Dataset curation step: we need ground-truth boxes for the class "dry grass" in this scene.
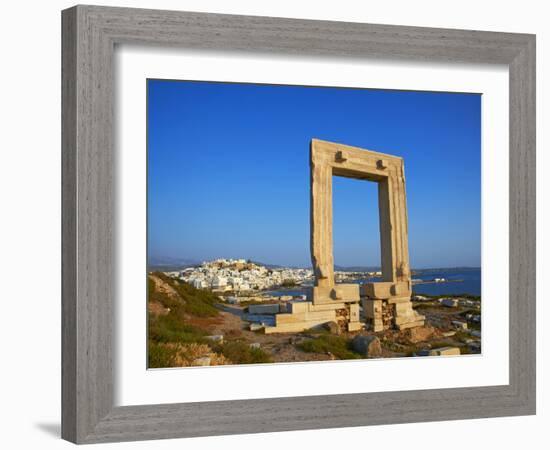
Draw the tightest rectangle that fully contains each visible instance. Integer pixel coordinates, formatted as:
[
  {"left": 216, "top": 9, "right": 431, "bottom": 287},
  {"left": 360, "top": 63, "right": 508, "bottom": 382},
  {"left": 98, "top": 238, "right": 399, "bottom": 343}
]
[{"left": 150, "top": 342, "right": 230, "bottom": 367}]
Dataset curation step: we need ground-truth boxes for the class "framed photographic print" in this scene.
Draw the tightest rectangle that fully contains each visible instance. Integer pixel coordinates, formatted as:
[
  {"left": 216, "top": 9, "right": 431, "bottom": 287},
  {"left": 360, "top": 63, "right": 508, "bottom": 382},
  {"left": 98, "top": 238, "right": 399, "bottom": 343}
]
[{"left": 62, "top": 5, "right": 536, "bottom": 444}]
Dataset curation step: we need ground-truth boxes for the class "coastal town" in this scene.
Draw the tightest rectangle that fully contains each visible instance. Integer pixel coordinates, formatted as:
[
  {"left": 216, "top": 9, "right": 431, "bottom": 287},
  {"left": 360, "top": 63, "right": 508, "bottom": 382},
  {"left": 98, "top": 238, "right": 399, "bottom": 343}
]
[{"left": 166, "top": 258, "right": 382, "bottom": 294}]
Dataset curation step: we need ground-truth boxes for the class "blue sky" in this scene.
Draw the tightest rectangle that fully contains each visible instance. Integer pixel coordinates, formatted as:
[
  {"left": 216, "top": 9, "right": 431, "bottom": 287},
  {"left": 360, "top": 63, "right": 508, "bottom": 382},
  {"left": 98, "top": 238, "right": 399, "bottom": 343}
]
[{"left": 148, "top": 79, "right": 481, "bottom": 269}]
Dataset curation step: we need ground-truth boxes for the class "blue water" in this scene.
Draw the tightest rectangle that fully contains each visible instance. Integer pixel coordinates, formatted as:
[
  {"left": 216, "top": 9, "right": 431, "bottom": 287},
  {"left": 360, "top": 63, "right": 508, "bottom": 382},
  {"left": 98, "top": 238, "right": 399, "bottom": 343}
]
[
  {"left": 411, "top": 268, "right": 481, "bottom": 296},
  {"left": 264, "top": 268, "right": 481, "bottom": 297}
]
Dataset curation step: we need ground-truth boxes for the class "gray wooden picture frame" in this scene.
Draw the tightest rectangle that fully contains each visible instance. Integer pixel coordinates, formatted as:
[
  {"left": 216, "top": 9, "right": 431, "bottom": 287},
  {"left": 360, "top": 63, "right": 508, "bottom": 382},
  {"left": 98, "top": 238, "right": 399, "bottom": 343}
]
[{"left": 61, "top": 4, "right": 536, "bottom": 444}]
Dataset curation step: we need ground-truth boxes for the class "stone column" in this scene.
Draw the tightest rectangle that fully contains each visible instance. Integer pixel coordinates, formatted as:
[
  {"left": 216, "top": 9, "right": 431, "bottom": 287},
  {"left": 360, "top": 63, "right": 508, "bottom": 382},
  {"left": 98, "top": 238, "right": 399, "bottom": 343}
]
[{"left": 310, "top": 140, "right": 334, "bottom": 288}]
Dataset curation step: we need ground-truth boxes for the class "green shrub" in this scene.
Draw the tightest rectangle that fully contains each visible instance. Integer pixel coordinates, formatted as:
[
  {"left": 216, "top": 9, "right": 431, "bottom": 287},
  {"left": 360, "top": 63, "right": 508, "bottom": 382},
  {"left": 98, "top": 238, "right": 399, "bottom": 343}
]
[
  {"left": 298, "top": 335, "right": 361, "bottom": 360},
  {"left": 218, "top": 341, "right": 272, "bottom": 365},
  {"left": 148, "top": 314, "right": 208, "bottom": 344},
  {"left": 148, "top": 341, "right": 179, "bottom": 368},
  {"left": 152, "top": 272, "right": 220, "bottom": 317}
]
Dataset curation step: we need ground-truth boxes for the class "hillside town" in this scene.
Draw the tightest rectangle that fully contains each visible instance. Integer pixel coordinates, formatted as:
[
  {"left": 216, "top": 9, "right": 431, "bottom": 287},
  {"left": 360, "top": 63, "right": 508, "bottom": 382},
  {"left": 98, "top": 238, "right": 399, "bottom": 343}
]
[{"left": 168, "top": 258, "right": 383, "bottom": 293}]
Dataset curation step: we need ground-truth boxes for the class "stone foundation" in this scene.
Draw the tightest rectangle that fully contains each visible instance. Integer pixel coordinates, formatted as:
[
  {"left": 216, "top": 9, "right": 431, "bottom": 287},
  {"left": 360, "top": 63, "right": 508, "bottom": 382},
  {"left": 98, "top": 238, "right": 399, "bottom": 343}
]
[
  {"left": 361, "top": 282, "right": 425, "bottom": 331},
  {"left": 264, "top": 292, "right": 363, "bottom": 334}
]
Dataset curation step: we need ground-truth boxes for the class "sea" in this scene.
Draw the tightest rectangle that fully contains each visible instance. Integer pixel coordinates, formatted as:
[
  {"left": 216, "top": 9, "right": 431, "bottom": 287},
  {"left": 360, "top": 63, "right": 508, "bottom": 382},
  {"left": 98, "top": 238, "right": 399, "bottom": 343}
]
[{"left": 265, "top": 267, "right": 481, "bottom": 298}]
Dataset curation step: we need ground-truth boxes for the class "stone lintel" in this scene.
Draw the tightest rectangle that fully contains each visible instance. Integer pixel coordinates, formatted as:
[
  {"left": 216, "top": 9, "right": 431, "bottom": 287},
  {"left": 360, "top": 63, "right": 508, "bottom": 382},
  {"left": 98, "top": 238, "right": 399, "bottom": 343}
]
[{"left": 311, "top": 139, "right": 403, "bottom": 175}]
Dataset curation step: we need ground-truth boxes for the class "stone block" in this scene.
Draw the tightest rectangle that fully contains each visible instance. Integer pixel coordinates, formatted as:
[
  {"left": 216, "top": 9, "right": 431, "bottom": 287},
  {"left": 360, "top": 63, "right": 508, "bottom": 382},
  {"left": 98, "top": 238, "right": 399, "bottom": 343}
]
[
  {"left": 391, "top": 281, "right": 411, "bottom": 296},
  {"left": 264, "top": 322, "right": 309, "bottom": 334},
  {"left": 361, "top": 282, "right": 393, "bottom": 299},
  {"left": 361, "top": 282, "right": 410, "bottom": 299},
  {"left": 348, "top": 322, "right": 363, "bottom": 332},
  {"left": 311, "top": 284, "right": 360, "bottom": 304},
  {"left": 452, "top": 320, "right": 468, "bottom": 330},
  {"left": 249, "top": 323, "right": 264, "bottom": 332},
  {"left": 308, "top": 302, "right": 346, "bottom": 312},
  {"left": 287, "top": 301, "right": 311, "bottom": 313},
  {"left": 394, "top": 313, "right": 418, "bottom": 325},
  {"left": 396, "top": 319, "right": 425, "bottom": 330},
  {"left": 274, "top": 313, "right": 308, "bottom": 324},
  {"left": 394, "top": 302, "right": 414, "bottom": 316},
  {"left": 440, "top": 298, "right": 459, "bottom": 308},
  {"left": 264, "top": 314, "right": 338, "bottom": 333},
  {"left": 349, "top": 303, "right": 360, "bottom": 322},
  {"left": 248, "top": 303, "right": 280, "bottom": 315},
  {"left": 205, "top": 335, "right": 224, "bottom": 344},
  {"left": 362, "top": 298, "right": 382, "bottom": 318},
  {"left": 429, "top": 347, "right": 461, "bottom": 356},
  {"left": 275, "top": 309, "right": 336, "bottom": 325}
]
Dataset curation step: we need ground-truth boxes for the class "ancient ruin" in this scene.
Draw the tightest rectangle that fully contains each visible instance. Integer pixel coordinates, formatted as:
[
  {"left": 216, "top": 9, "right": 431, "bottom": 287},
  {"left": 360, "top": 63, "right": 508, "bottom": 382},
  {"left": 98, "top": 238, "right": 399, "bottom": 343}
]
[{"left": 265, "top": 139, "right": 424, "bottom": 334}]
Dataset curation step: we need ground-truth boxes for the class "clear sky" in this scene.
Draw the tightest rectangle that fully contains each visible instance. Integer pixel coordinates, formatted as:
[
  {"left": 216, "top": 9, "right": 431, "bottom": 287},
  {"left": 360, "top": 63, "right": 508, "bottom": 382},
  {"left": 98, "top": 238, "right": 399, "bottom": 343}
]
[{"left": 147, "top": 79, "right": 481, "bottom": 269}]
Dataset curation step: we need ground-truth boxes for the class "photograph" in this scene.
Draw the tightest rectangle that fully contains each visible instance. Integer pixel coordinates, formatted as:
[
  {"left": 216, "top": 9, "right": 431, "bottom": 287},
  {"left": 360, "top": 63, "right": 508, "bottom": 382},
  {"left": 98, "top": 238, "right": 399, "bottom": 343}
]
[{"left": 146, "top": 79, "right": 482, "bottom": 368}]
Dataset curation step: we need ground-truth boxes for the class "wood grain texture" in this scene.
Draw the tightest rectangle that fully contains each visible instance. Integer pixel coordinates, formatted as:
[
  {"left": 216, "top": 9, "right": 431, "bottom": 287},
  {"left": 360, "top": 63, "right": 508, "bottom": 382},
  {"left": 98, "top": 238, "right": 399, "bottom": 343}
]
[{"left": 61, "top": 4, "right": 536, "bottom": 444}]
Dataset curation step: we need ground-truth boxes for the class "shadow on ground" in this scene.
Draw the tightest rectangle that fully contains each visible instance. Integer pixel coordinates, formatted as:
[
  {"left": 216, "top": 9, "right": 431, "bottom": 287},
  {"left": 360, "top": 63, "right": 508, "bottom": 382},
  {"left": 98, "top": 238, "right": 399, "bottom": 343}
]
[{"left": 35, "top": 423, "right": 60, "bottom": 438}]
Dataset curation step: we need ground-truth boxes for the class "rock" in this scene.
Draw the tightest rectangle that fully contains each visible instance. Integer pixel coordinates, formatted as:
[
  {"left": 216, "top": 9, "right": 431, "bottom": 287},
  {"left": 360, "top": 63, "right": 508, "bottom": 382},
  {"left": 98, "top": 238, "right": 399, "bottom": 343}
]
[
  {"left": 459, "top": 299, "right": 476, "bottom": 307},
  {"left": 280, "top": 295, "right": 293, "bottom": 301},
  {"left": 205, "top": 335, "right": 224, "bottom": 344},
  {"left": 468, "top": 342, "right": 481, "bottom": 353},
  {"left": 324, "top": 321, "right": 341, "bottom": 335},
  {"left": 469, "top": 330, "right": 481, "bottom": 338},
  {"left": 412, "top": 295, "right": 429, "bottom": 302},
  {"left": 451, "top": 320, "right": 468, "bottom": 330},
  {"left": 249, "top": 323, "right": 264, "bottom": 332},
  {"left": 415, "top": 349, "right": 431, "bottom": 357},
  {"left": 352, "top": 335, "right": 382, "bottom": 357},
  {"left": 404, "top": 325, "right": 434, "bottom": 343},
  {"left": 442, "top": 331, "right": 456, "bottom": 337},
  {"left": 249, "top": 343, "right": 261, "bottom": 349},
  {"left": 192, "top": 357, "right": 211, "bottom": 366},
  {"left": 440, "top": 298, "right": 458, "bottom": 307},
  {"left": 429, "top": 346, "right": 461, "bottom": 356}
]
